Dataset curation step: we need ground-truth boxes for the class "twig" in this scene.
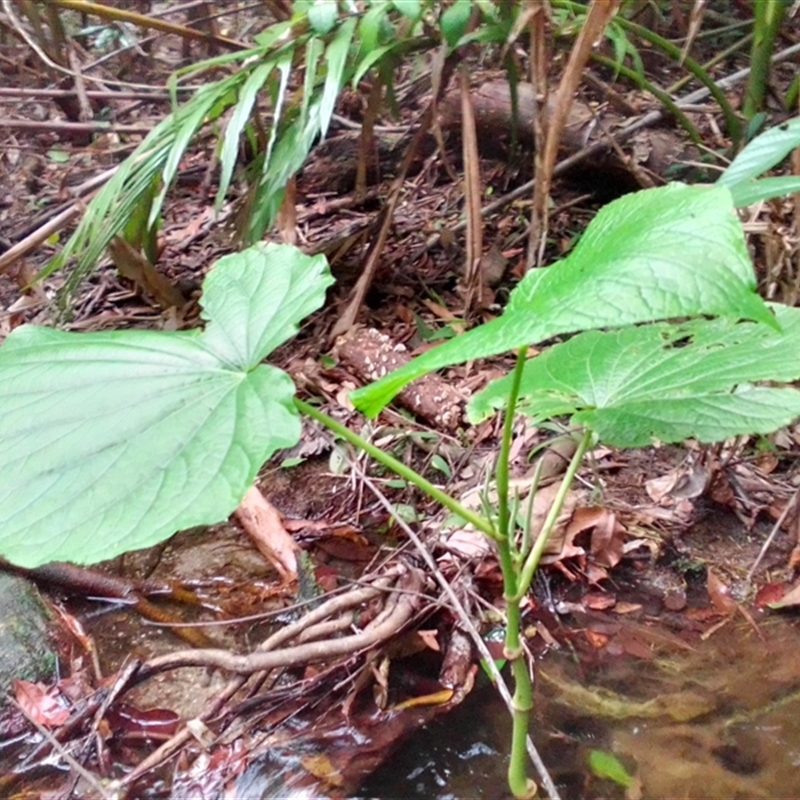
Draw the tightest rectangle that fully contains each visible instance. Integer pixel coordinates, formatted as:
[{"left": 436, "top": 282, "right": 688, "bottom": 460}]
[
  {"left": 10, "top": 698, "right": 118, "bottom": 800},
  {"left": 0, "top": 202, "right": 83, "bottom": 276},
  {"left": 0, "top": 87, "right": 192, "bottom": 100},
  {"left": 0, "top": 0, "right": 235, "bottom": 91},
  {"left": 746, "top": 484, "right": 800, "bottom": 585},
  {"left": 0, "top": 118, "right": 152, "bottom": 134}
]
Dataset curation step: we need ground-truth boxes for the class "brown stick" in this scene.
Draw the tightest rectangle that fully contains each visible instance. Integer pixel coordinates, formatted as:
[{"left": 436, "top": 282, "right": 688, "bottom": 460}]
[
  {"left": 0, "top": 87, "right": 190, "bottom": 100},
  {"left": 0, "top": 118, "right": 152, "bottom": 134},
  {"left": 530, "top": 0, "right": 621, "bottom": 266},
  {"left": 0, "top": 165, "right": 118, "bottom": 275}
]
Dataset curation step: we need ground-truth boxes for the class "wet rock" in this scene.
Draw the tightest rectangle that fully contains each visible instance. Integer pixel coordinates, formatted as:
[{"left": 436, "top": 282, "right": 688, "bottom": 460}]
[{"left": 0, "top": 572, "right": 58, "bottom": 721}]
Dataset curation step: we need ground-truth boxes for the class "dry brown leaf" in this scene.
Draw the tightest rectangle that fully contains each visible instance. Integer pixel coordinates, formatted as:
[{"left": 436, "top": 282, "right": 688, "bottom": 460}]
[
  {"left": 417, "top": 629, "right": 441, "bottom": 652},
  {"left": 442, "top": 527, "right": 491, "bottom": 560},
  {"left": 589, "top": 509, "right": 626, "bottom": 569},
  {"left": 301, "top": 753, "right": 344, "bottom": 787},
  {"left": 645, "top": 461, "right": 708, "bottom": 503},
  {"left": 533, "top": 481, "right": 583, "bottom": 561},
  {"left": 614, "top": 601, "right": 643, "bottom": 615},
  {"left": 13, "top": 679, "right": 70, "bottom": 728},
  {"left": 584, "top": 630, "right": 609, "bottom": 649},
  {"left": 233, "top": 485, "right": 298, "bottom": 579},
  {"left": 107, "top": 236, "right": 186, "bottom": 310},
  {"left": 583, "top": 591, "right": 616, "bottom": 610},
  {"left": 706, "top": 569, "right": 737, "bottom": 614}
]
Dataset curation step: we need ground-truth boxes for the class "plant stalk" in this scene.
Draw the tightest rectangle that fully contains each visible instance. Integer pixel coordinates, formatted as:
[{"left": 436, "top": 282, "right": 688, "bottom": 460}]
[
  {"left": 744, "top": 0, "right": 786, "bottom": 119},
  {"left": 496, "top": 347, "right": 529, "bottom": 552},
  {"left": 516, "top": 428, "right": 593, "bottom": 600}
]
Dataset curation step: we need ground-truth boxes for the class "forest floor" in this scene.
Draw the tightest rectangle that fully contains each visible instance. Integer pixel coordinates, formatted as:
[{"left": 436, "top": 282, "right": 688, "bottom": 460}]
[{"left": 1, "top": 4, "right": 800, "bottom": 799}]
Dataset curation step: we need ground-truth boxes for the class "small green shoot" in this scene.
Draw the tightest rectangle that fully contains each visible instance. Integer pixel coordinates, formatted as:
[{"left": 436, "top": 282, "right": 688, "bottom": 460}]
[{"left": 588, "top": 749, "right": 634, "bottom": 789}]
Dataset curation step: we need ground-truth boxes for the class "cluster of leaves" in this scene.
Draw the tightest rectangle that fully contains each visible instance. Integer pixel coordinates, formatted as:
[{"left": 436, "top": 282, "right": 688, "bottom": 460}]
[
  {"left": 46, "top": 0, "right": 800, "bottom": 301},
  {"left": 46, "top": 0, "right": 514, "bottom": 297}
]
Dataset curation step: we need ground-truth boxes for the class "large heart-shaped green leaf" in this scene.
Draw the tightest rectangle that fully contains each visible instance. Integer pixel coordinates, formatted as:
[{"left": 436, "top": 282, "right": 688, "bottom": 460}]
[
  {"left": 469, "top": 305, "right": 800, "bottom": 447},
  {"left": 0, "top": 243, "right": 333, "bottom": 567},
  {"left": 352, "top": 184, "right": 774, "bottom": 417}
]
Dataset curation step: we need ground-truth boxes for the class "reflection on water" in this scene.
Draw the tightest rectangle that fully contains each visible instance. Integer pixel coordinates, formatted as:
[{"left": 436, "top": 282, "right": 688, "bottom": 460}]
[
  {"left": 362, "top": 615, "right": 800, "bottom": 800},
  {"left": 360, "top": 683, "right": 513, "bottom": 800}
]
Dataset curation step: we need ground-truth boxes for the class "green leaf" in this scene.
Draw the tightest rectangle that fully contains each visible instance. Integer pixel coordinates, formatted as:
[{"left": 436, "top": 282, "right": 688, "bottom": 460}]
[
  {"left": 253, "top": 19, "right": 294, "bottom": 49},
  {"left": 308, "top": 0, "right": 338, "bottom": 34},
  {"left": 357, "top": 1, "right": 391, "bottom": 55},
  {"left": 301, "top": 36, "right": 325, "bottom": 125},
  {"left": 393, "top": 503, "right": 419, "bottom": 523},
  {"left": 352, "top": 183, "right": 774, "bottom": 417},
  {"left": 353, "top": 42, "right": 398, "bottom": 87},
  {"left": 200, "top": 245, "right": 332, "bottom": 365},
  {"left": 440, "top": 0, "right": 472, "bottom": 47},
  {"left": 261, "top": 49, "right": 294, "bottom": 173},
  {"left": 727, "top": 175, "right": 800, "bottom": 207},
  {"left": 217, "top": 59, "right": 275, "bottom": 211},
  {"left": 152, "top": 70, "right": 249, "bottom": 229},
  {"left": 470, "top": 306, "right": 800, "bottom": 447},
  {"left": 319, "top": 17, "right": 358, "bottom": 138},
  {"left": 588, "top": 749, "right": 633, "bottom": 788},
  {"left": 431, "top": 454, "right": 452, "bottom": 479},
  {"left": 243, "top": 103, "right": 322, "bottom": 242},
  {"left": 0, "top": 244, "right": 333, "bottom": 568},
  {"left": 392, "top": 0, "right": 422, "bottom": 21},
  {"left": 718, "top": 116, "right": 800, "bottom": 188}
]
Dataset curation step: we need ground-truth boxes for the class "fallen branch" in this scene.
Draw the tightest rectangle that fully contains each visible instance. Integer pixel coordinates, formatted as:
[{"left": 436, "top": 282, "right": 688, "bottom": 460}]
[{"left": 136, "top": 564, "right": 425, "bottom": 678}]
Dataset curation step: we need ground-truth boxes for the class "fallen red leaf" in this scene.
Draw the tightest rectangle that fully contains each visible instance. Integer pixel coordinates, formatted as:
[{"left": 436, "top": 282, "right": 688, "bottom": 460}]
[
  {"left": 755, "top": 582, "right": 787, "bottom": 607},
  {"left": 766, "top": 580, "right": 800, "bottom": 609},
  {"left": 13, "top": 680, "right": 70, "bottom": 727},
  {"left": 583, "top": 591, "right": 617, "bottom": 610},
  {"left": 583, "top": 630, "right": 609, "bottom": 649},
  {"left": 706, "top": 569, "right": 737, "bottom": 614},
  {"left": 105, "top": 703, "right": 179, "bottom": 741}
]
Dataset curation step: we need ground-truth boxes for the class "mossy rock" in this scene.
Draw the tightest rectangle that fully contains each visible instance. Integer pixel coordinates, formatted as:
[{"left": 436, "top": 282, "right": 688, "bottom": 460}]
[{"left": 0, "top": 572, "right": 58, "bottom": 708}]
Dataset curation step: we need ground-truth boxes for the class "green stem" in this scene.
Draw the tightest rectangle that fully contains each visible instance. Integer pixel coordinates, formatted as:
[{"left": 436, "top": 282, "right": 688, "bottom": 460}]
[
  {"left": 505, "top": 430, "right": 593, "bottom": 798},
  {"left": 508, "top": 650, "right": 536, "bottom": 799},
  {"left": 615, "top": 15, "right": 742, "bottom": 144},
  {"left": 496, "top": 347, "right": 529, "bottom": 555},
  {"left": 744, "top": 0, "right": 787, "bottom": 119},
  {"left": 515, "top": 428, "right": 593, "bottom": 600},
  {"left": 501, "top": 551, "right": 530, "bottom": 797},
  {"left": 590, "top": 53, "right": 702, "bottom": 145},
  {"left": 666, "top": 32, "right": 753, "bottom": 96},
  {"left": 294, "top": 398, "right": 499, "bottom": 540}
]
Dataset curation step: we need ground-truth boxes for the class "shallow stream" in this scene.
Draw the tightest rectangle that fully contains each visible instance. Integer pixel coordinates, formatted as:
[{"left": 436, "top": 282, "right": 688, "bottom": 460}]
[{"left": 362, "top": 614, "right": 800, "bottom": 799}]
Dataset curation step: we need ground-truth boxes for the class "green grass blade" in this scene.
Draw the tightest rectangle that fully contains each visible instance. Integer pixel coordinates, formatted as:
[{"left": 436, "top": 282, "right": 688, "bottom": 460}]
[
  {"left": 216, "top": 60, "right": 276, "bottom": 211},
  {"left": 319, "top": 17, "right": 358, "bottom": 137}
]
